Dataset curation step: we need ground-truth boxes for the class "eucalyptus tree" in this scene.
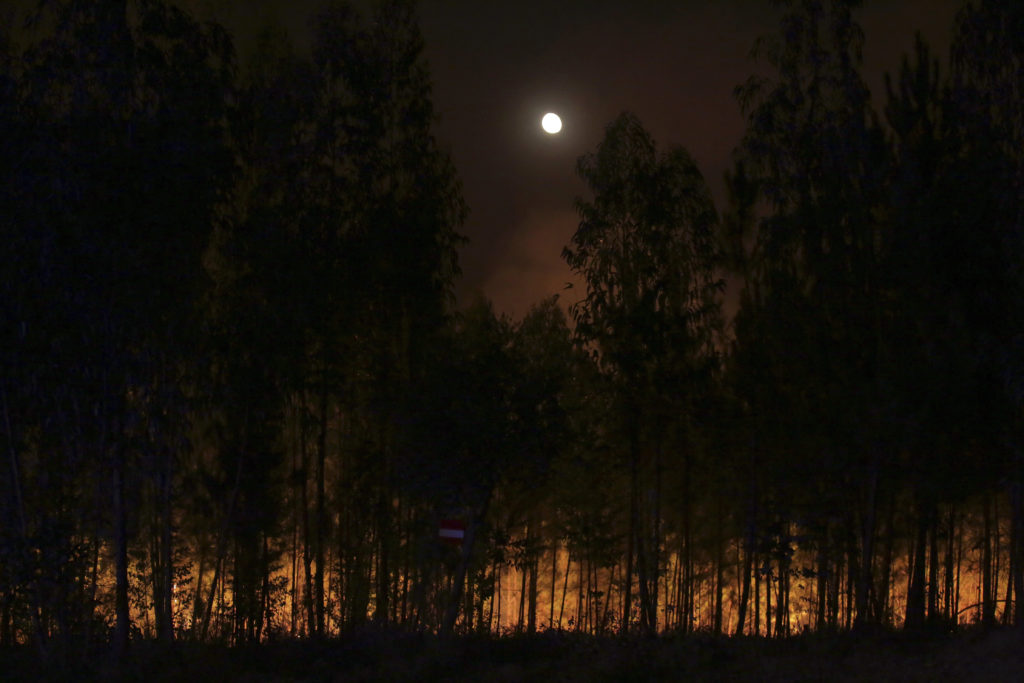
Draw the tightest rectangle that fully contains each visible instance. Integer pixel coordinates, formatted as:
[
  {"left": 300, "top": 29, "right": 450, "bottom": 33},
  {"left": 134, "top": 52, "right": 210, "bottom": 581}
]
[
  {"left": 300, "top": 0, "right": 466, "bottom": 629},
  {"left": 564, "top": 111, "right": 722, "bottom": 632},
  {"left": 733, "top": 0, "right": 891, "bottom": 630},
  {"left": 504, "top": 297, "right": 575, "bottom": 633},
  {"left": 5, "top": 0, "right": 236, "bottom": 656},
  {"left": 882, "top": 35, "right": 987, "bottom": 629},
  {"left": 946, "top": 0, "right": 1024, "bottom": 626}
]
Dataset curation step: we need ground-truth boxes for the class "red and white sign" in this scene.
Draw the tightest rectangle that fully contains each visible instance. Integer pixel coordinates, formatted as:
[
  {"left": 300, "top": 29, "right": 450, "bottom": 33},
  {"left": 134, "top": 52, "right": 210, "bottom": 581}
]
[{"left": 439, "top": 519, "right": 466, "bottom": 544}]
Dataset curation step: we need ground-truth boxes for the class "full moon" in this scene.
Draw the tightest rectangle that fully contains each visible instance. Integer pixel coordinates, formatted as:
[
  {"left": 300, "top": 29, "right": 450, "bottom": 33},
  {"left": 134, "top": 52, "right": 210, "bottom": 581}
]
[{"left": 541, "top": 112, "right": 562, "bottom": 134}]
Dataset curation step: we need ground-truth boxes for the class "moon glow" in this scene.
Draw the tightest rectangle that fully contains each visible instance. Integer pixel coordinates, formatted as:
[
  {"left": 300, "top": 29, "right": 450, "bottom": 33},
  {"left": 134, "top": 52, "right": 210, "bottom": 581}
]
[{"left": 541, "top": 112, "right": 562, "bottom": 134}]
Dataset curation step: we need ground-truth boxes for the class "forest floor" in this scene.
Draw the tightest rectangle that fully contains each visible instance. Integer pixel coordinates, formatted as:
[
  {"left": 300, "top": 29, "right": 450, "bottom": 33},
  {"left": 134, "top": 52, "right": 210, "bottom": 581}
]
[{"left": 4, "top": 625, "right": 1024, "bottom": 682}]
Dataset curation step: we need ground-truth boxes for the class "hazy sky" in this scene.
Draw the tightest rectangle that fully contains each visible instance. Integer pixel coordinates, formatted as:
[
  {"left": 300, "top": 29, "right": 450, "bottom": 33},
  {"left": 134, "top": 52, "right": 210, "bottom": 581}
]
[
  {"left": 22, "top": 0, "right": 961, "bottom": 319},
  {"left": 414, "top": 1, "right": 962, "bottom": 319}
]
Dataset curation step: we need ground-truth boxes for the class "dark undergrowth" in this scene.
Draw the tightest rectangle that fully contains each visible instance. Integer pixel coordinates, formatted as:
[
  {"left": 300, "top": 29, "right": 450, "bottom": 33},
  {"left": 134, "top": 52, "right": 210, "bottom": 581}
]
[{"left": 3, "top": 625, "right": 1023, "bottom": 682}]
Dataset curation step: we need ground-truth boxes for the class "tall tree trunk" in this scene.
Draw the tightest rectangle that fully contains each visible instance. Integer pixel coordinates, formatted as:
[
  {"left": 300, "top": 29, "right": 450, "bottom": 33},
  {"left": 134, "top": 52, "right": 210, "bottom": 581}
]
[
  {"left": 1002, "top": 522, "right": 1014, "bottom": 626},
  {"left": 753, "top": 549, "right": 760, "bottom": 636},
  {"left": 622, "top": 412, "right": 638, "bottom": 634},
  {"left": 517, "top": 546, "right": 527, "bottom": 632},
  {"left": 944, "top": 504, "right": 956, "bottom": 622},
  {"left": 777, "top": 523, "right": 791, "bottom": 637},
  {"left": 3, "top": 385, "right": 48, "bottom": 660},
  {"left": 650, "top": 437, "right": 663, "bottom": 632},
  {"left": 558, "top": 552, "right": 570, "bottom": 630},
  {"left": 401, "top": 505, "right": 412, "bottom": 625},
  {"left": 1013, "top": 451, "right": 1024, "bottom": 626},
  {"left": 375, "top": 489, "right": 391, "bottom": 625},
  {"left": 550, "top": 541, "right": 558, "bottom": 629},
  {"left": 112, "top": 446, "right": 131, "bottom": 658},
  {"left": 527, "top": 528, "right": 538, "bottom": 633},
  {"left": 681, "top": 450, "right": 693, "bottom": 633},
  {"left": 1012, "top": 473, "right": 1024, "bottom": 626},
  {"left": 955, "top": 511, "right": 964, "bottom": 620},
  {"left": 816, "top": 527, "right": 828, "bottom": 631},
  {"left": 635, "top": 513, "right": 654, "bottom": 632},
  {"left": 854, "top": 458, "right": 878, "bottom": 630},
  {"left": 157, "top": 456, "right": 174, "bottom": 643},
  {"left": 602, "top": 565, "right": 616, "bottom": 633},
  {"left": 314, "top": 382, "right": 328, "bottom": 637},
  {"left": 575, "top": 554, "right": 583, "bottom": 631},
  {"left": 874, "top": 495, "right": 895, "bottom": 626},
  {"left": 670, "top": 549, "right": 682, "bottom": 629},
  {"left": 299, "top": 406, "right": 315, "bottom": 635},
  {"left": 713, "top": 494, "right": 724, "bottom": 635},
  {"left": 905, "top": 501, "right": 928, "bottom": 629},
  {"left": 256, "top": 533, "right": 270, "bottom": 642},
  {"left": 735, "top": 531, "right": 753, "bottom": 636},
  {"left": 994, "top": 496, "right": 1002, "bottom": 622},
  {"left": 200, "top": 450, "right": 244, "bottom": 641},
  {"left": 927, "top": 508, "right": 940, "bottom": 623},
  {"left": 982, "top": 495, "right": 995, "bottom": 627}
]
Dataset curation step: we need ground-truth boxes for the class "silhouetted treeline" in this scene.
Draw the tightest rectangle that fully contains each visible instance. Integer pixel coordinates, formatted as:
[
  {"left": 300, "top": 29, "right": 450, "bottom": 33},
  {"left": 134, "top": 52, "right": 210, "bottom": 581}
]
[{"left": 0, "top": 0, "right": 1021, "bottom": 668}]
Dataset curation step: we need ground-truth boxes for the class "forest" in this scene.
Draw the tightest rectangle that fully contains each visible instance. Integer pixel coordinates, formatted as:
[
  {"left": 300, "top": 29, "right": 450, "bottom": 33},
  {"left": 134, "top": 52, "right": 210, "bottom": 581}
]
[{"left": 1, "top": 0, "right": 1022, "bottom": 673}]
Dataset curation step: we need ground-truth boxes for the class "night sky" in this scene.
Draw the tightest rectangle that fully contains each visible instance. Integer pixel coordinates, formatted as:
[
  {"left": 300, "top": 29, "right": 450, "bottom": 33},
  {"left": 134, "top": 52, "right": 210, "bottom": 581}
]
[{"left": 178, "top": 1, "right": 959, "bottom": 317}]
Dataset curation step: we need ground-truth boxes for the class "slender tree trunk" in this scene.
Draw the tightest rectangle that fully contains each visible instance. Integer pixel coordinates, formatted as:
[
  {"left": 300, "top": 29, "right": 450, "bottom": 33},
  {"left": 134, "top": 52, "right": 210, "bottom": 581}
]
[
  {"left": 602, "top": 565, "right": 615, "bottom": 633},
  {"left": 682, "top": 452, "right": 694, "bottom": 633},
  {"left": 854, "top": 458, "right": 878, "bottom": 629},
  {"left": 200, "top": 450, "right": 244, "bottom": 641},
  {"left": 1013, "top": 454, "right": 1024, "bottom": 626},
  {"left": 558, "top": 552, "right": 570, "bottom": 630},
  {"left": 112, "top": 446, "right": 131, "bottom": 658},
  {"left": 487, "top": 560, "right": 497, "bottom": 632},
  {"left": 928, "top": 508, "right": 940, "bottom": 623},
  {"left": 650, "top": 437, "right": 663, "bottom": 632},
  {"left": 158, "top": 457, "right": 174, "bottom": 643},
  {"left": 314, "top": 382, "right": 328, "bottom": 637},
  {"left": 289, "top": 504, "right": 298, "bottom": 636},
  {"left": 905, "top": 501, "right": 928, "bottom": 629},
  {"left": 816, "top": 528, "right": 828, "bottom": 631},
  {"left": 753, "top": 550, "right": 761, "bottom": 636},
  {"left": 982, "top": 495, "right": 995, "bottom": 627},
  {"left": 575, "top": 554, "right": 583, "bottom": 632},
  {"left": 299, "top": 412, "right": 315, "bottom": 635},
  {"left": 1002, "top": 525, "right": 1014, "bottom": 626},
  {"left": 955, "top": 511, "right": 964, "bottom": 620},
  {"left": 401, "top": 505, "right": 412, "bottom": 625},
  {"left": 777, "top": 524, "right": 791, "bottom": 637},
  {"left": 86, "top": 523, "right": 101, "bottom": 646},
  {"left": 464, "top": 562, "right": 474, "bottom": 631},
  {"left": 550, "top": 542, "right": 558, "bottom": 629},
  {"left": 527, "top": 529, "right": 538, "bottom": 633},
  {"left": 635, "top": 513, "right": 654, "bottom": 633},
  {"left": 830, "top": 545, "right": 842, "bottom": 628},
  {"left": 671, "top": 550, "right": 682, "bottom": 629},
  {"left": 1012, "top": 474, "right": 1024, "bottom": 626},
  {"left": 944, "top": 504, "right": 956, "bottom": 622},
  {"left": 875, "top": 495, "right": 895, "bottom": 626},
  {"left": 256, "top": 533, "right": 270, "bottom": 642},
  {"left": 622, "top": 418, "right": 638, "bottom": 634},
  {"left": 517, "top": 547, "right": 527, "bottom": 632},
  {"left": 735, "top": 533, "right": 753, "bottom": 636},
  {"left": 494, "top": 563, "right": 502, "bottom": 632},
  {"left": 713, "top": 494, "right": 724, "bottom": 635},
  {"left": 583, "top": 555, "right": 591, "bottom": 633},
  {"left": 994, "top": 496, "right": 1002, "bottom": 623},
  {"left": 289, "top": 403, "right": 301, "bottom": 636}
]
